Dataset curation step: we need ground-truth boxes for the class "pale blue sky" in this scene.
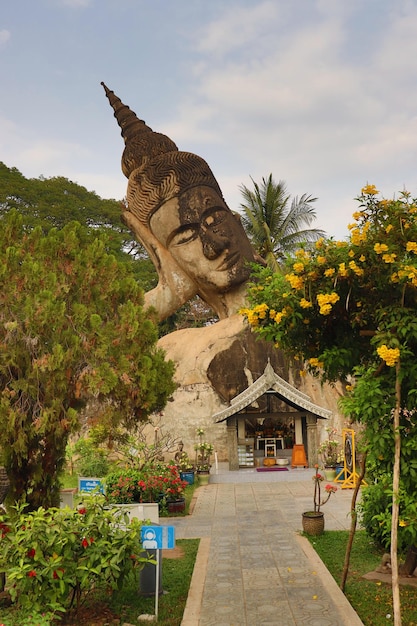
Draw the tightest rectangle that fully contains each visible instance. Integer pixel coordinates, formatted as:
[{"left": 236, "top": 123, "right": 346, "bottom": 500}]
[{"left": 2, "top": 0, "right": 417, "bottom": 239}]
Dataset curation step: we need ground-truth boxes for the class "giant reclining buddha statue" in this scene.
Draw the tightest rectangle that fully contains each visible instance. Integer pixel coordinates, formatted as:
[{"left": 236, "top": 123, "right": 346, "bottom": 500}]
[{"left": 101, "top": 83, "right": 341, "bottom": 463}]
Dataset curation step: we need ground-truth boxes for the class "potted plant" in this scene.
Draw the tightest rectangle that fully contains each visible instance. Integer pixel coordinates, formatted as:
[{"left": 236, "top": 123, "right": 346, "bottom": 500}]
[
  {"left": 174, "top": 443, "right": 196, "bottom": 485},
  {"left": 194, "top": 429, "right": 214, "bottom": 485},
  {"left": 302, "top": 465, "right": 337, "bottom": 535},
  {"left": 317, "top": 427, "right": 340, "bottom": 480}
]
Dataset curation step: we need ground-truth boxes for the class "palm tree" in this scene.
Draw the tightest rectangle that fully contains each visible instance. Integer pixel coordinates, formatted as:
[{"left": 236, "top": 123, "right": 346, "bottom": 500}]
[{"left": 239, "top": 174, "right": 325, "bottom": 270}]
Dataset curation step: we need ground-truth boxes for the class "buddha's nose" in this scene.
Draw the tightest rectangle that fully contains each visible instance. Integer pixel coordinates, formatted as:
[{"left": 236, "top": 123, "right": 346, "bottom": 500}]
[{"left": 200, "top": 228, "right": 229, "bottom": 260}]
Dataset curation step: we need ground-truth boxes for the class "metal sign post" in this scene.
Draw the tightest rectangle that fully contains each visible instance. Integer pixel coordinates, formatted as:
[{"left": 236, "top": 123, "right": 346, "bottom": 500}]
[{"left": 140, "top": 525, "right": 176, "bottom": 622}]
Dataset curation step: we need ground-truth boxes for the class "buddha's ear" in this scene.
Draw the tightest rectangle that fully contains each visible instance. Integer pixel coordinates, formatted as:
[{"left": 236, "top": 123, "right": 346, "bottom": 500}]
[{"left": 121, "top": 209, "right": 198, "bottom": 321}]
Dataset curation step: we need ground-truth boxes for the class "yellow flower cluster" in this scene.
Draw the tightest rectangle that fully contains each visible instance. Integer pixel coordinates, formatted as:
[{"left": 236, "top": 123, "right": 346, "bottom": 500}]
[
  {"left": 338, "top": 262, "right": 348, "bottom": 277},
  {"left": 317, "top": 256, "right": 326, "bottom": 265},
  {"left": 396, "top": 265, "right": 417, "bottom": 287},
  {"left": 324, "top": 268, "right": 335, "bottom": 277},
  {"left": 316, "top": 292, "right": 340, "bottom": 315},
  {"left": 308, "top": 357, "right": 324, "bottom": 368},
  {"left": 293, "top": 262, "right": 305, "bottom": 274},
  {"left": 374, "top": 243, "right": 389, "bottom": 254},
  {"left": 406, "top": 241, "right": 417, "bottom": 253},
  {"left": 240, "top": 304, "right": 269, "bottom": 327},
  {"left": 273, "top": 310, "right": 287, "bottom": 324},
  {"left": 382, "top": 253, "right": 396, "bottom": 264},
  {"left": 300, "top": 298, "right": 313, "bottom": 309},
  {"left": 285, "top": 273, "right": 304, "bottom": 290},
  {"left": 350, "top": 221, "right": 370, "bottom": 246},
  {"left": 376, "top": 344, "right": 400, "bottom": 367},
  {"left": 295, "top": 248, "right": 310, "bottom": 259},
  {"left": 348, "top": 260, "right": 364, "bottom": 276},
  {"left": 254, "top": 303, "right": 268, "bottom": 319},
  {"left": 361, "top": 184, "right": 379, "bottom": 196}
]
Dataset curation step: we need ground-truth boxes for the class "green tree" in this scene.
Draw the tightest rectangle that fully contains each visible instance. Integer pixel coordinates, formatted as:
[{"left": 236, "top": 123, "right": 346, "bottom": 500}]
[
  {"left": 0, "top": 162, "right": 158, "bottom": 292},
  {"left": 241, "top": 185, "right": 417, "bottom": 626},
  {"left": 0, "top": 211, "right": 176, "bottom": 510},
  {"left": 239, "top": 174, "right": 324, "bottom": 270}
]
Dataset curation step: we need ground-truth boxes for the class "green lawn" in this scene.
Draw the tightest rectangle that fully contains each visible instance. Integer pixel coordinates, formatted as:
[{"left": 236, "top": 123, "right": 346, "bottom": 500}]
[{"left": 307, "top": 530, "right": 417, "bottom": 626}]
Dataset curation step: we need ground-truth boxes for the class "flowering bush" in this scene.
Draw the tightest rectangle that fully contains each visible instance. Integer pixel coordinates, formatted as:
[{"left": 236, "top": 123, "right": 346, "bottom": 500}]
[
  {"left": 104, "top": 468, "right": 142, "bottom": 503},
  {"left": 0, "top": 499, "right": 150, "bottom": 620},
  {"left": 312, "top": 465, "right": 337, "bottom": 513},
  {"left": 105, "top": 463, "right": 187, "bottom": 504},
  {"left": 194, "top": 429, "right": 214, "bottom": 472},
  {"left": 240, "top": 187, "right": 417, "bottom": 382},
  {"left": 317, "top": 427, "right": 340, "bottom": 467}
]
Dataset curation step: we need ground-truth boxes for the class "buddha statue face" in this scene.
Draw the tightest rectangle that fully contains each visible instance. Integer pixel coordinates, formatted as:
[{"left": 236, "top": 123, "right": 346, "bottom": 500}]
[{"left": 149, "top": 185, "right": 256, "bottom": 294}]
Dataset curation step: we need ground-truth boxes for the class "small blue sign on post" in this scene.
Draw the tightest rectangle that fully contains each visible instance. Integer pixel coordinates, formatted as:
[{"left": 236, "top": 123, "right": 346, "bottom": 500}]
[
  {"left": 141, "top": 525, "right": 175, "bottom": 550},
  {"left": 139, "top": 526, "right": 175, "bottom": 620},
  {"left": 78, "top": 477, "right": 104, "bottom": 494}
]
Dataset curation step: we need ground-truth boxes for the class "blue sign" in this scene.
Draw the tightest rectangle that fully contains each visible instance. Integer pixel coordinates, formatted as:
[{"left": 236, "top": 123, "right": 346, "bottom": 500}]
[
  {"left": 141, "top": 525, "right": 175, "bottom": 550},
  {"left": 78, "top": 477, "right": 104, "bottom": 493}
]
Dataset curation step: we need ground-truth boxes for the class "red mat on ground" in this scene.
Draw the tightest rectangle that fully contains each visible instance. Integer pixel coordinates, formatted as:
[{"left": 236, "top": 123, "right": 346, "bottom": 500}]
[{"left": 256, "top": 466, "right": 289, "bottom": 472}]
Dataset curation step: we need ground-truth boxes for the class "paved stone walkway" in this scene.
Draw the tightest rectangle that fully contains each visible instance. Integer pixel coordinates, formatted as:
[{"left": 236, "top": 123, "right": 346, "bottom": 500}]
[{"left": 160, "top": 467, "right": 364, "bottom": 626}]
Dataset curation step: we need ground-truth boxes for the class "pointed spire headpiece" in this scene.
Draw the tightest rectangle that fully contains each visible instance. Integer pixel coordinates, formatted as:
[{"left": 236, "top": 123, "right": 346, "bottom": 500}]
[{"left": 101, "top": 82, "right": 178, "bottom": 177}]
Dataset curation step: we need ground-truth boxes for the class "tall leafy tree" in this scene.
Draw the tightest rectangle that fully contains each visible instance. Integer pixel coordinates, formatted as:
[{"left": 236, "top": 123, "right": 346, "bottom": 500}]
[
  {"left": 0, "top": 211, "right": 176, "bottom": 510},
  {"left": 241, "top": 185, "right": 417, "bottom": 626},
  {"left": 0, "top": 162, "right": 158, "bottom": 292},
  {"left": 239, "top": 174, "right": 324, "bottom": 270}
]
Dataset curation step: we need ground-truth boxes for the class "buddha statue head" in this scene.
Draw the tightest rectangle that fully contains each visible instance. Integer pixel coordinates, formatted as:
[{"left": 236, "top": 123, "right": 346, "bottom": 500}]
[{"left": 102, "top": 82, "right": 260, "bottom": 321}]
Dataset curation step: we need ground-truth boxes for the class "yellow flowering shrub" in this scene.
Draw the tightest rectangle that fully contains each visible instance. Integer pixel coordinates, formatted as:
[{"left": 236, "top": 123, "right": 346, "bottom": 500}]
[{"left": 241, "top": 185, "right": 417, "bottom": 382}]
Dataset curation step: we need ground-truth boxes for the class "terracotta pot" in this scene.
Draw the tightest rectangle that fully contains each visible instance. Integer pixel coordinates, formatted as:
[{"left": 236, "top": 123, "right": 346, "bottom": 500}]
[{"left": 302, "top": 511, "right": 325, "bottom": 536}]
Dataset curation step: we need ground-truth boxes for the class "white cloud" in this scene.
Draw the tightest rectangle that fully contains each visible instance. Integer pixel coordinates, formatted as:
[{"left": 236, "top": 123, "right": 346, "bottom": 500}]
[
  {"left": 162, "top": 0, "right": 417, "bottom": 239},
  {"left": 195, "top": 1, "right": 280, "bottom": 58}
]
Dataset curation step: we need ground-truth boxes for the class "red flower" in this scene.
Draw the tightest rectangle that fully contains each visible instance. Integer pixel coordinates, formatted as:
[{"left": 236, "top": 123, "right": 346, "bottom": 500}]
[
  {"left": 77, "top": 507, "right": 87, "bottom": 515},
  {"left": 27, "top": 548, "right": 36, "bottom": 558},
  {"left": 0, "top": 522, "right": 10, "bottom": 538},
  {"left": 28, "top": 570, "right": 37, "bottom": 577},
  {"left": 81, "top": 537, "right": 89, "bottom": 548}
]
